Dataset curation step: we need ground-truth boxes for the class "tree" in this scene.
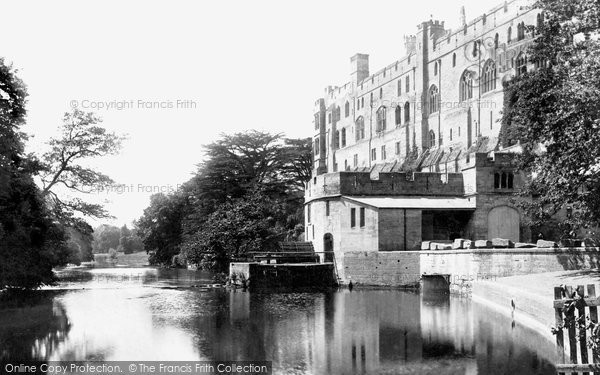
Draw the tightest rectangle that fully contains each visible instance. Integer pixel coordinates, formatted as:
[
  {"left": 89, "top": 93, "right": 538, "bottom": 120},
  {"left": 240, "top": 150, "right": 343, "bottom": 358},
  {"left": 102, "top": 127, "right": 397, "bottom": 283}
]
[
  {"left": 500, "top": 0, "right": 600, "bottom": 237},
  {"left": 92, "top": 224, "right": 121, "bottom": 253},
  {"left": 136, "top": 131, "right": 312, "bottom": 268},
  {"left": 182, "top": 189, "right": 287, "bottom": 272},
  {"left": 39, "top": 109, "right": 125, "bottom": 224},
  {"left": 0, "top": 58, "right": 70, "bottom": 290},
  {"left": 135, "top": 193, "right": 186, "bottom": 265}
]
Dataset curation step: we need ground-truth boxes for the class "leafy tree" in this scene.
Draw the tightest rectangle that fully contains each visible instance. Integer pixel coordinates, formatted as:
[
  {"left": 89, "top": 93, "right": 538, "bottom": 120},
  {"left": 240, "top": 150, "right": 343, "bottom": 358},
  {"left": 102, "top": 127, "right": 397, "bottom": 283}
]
[
  {"left": 500, "top": 0, "right": 600, "bottom": 237},
  {"left": 0, "top": 58, "right": 70, "bottom": 290},
  {"left": 39, "top": 109, "right": 125, "bottom": 224},
  {"left": 182, "top": 189, "right": 287, "bottom": 272},
  {"left": 135, "top": 193, "right": 187, "bottom": 265},
  {"left": 92, "top": 224, "right": 121, "bottom": 253},
  {"left": 136, "top": 131, "right": 312, "bottom": 268}
]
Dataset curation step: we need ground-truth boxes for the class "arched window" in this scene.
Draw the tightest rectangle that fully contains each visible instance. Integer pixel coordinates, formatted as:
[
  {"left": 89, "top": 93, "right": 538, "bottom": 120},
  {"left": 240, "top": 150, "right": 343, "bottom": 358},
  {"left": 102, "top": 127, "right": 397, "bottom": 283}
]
[
  {"left": 501, "top": 172, "right": 507, "bottom": 188},
  {"left": 379, "top": 87, "right": 383, "bottom": 99},
  {"left": 450, "top": 128, "right": 453, "bottom": 141},
  {"left": 429, "top": 130, "right": 436, "bottom": 148},
  {"left": 397, "top": 80, "right": 402, "bottom": 96},
  {"left": 452, "top": 53, "right": 456, "bottom": 67},
  {"left": 404, "top": 101, "right": 410, "bottom": 123},
  {"left": 355, "top": 116, "right": 365, "bottom": 141},
  {"left": 434, "top": 62, "right": 438, "bottom": 76},
  {"left": 482, "top": 60, "right": 497, "bottom": 93},
  {"left": 494, "top": 173, "right": 500, "bottom": 188},
  {"left": 341, "top": 128, "right": 347, "bottom": 147},
  {"left": 361, "top": 97, "right": 364, "bottom": 108},
  {"left": 395, "top": 105, "right": 402, "bottom": 125},
  {"left": 376, "top": 107, "right": 387, "bottom": 132},
  {"left": 508, "top": 172, "right": 514, "bottom": 188},
  {"left": 344, "top": 101, "right": 350, "bottom": 117},
  {"left": 537, "top": 13, "right": 544, "bottom": 30},
  {"left": 429, "top": 85, "right": 439, "bottom": 114},
  {"left": 405, "top": 76, "right": 410, "bottom": 93},
  {"left": 335, "top": 130, "right": 340, "bottom": 149},
  {"left": 507, "top": 26, "right": 512, "bottom": 43},
  {"left": 494, "top": 33, "right": 499, "bottom": 49},
  {"left": 459, "top": 70, "right": 473, "bottom": 102},
  {"left": 516, "top": 53, "right": 527, "bottom": 77},
  {"left": 517, "top": 22, "right": 525, "bottom": 40}
]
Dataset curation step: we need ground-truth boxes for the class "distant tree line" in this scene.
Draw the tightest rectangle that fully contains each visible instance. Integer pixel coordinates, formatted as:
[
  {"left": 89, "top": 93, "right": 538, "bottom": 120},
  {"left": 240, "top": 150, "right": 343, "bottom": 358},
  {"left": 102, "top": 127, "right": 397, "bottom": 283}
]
[
  {"left": 92, "top": 224, "right": 143, "bottom": 254},
  {"left": 135, "top": 131, "right": 312, "bottom": 272}
]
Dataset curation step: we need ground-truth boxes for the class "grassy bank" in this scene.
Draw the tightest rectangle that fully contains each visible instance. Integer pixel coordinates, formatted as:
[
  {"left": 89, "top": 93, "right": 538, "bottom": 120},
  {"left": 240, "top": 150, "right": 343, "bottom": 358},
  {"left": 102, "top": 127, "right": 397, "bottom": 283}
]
[{"left": 93, "top": 251, "right": 150, "bottom": 268}]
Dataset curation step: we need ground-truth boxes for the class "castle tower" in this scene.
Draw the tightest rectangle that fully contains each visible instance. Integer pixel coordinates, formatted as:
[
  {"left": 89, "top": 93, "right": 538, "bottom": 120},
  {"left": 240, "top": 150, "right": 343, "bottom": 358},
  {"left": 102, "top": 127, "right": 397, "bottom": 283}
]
[{"left": 350, "top": 53, "right": 369, "bottom": 84}]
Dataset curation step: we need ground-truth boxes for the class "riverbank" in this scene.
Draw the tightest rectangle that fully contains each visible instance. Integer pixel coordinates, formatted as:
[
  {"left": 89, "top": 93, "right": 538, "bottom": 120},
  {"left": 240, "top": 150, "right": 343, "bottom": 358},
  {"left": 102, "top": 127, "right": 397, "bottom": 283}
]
[
  {"left": 473, "top": 268, "right": 600, "bottom": 341},
  {"left": 92, "top": 251, "right": 150, "bottom": 267}
]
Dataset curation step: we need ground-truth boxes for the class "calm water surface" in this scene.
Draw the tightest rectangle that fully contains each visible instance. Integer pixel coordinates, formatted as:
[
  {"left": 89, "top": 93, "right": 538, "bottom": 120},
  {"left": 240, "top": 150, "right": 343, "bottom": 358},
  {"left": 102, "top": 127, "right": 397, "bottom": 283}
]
[{"left": 0, "top": 267, "right": 558, "bottom": 375}]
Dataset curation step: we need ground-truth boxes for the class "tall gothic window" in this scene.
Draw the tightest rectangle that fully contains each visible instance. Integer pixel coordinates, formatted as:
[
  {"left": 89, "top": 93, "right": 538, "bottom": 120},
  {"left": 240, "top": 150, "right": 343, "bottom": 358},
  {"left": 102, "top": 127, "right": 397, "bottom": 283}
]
[
  {"left": 395, "top": 105, "right": 402, "bottom": 125},
  {"left": 376, "top": 107, "right": 387, "bottom": 132},
  {"left": 459, "top": 70, "right": 473, "bottom": 102},
  {"left": 397, "top": 80, "right": 402, "bottom": 96},
  {"left": 344, "top": 101, "right": 350, "bottom": 117},
  {"left": 482, "top": 60, "right": 497, "bottom": 93},
  {"left": 341, "top": 128, "right": 346, "bottom": 147},
  {"left": 405, "top": 76, "right": 410, "bottom": 93},
  {"left": 517, "top": 22, "right": 525, "bottom": 41},
  {"left": 404, "top": 101, "right": 410, "bottom": 123},
  {"left": 429, "top": 85, "right": 439, "bottom": 114},
  {"left": 508, "top": 26, "right": 512, "bottom": 43},
  {"left": 429, "top": 130, "right": 436, "bottom": 148},
  {"left": 516, "top": 53, "right": 527, "bottom": 77},
  {"left": 355, "top": 116, "right": 365, "bottom": 141}
]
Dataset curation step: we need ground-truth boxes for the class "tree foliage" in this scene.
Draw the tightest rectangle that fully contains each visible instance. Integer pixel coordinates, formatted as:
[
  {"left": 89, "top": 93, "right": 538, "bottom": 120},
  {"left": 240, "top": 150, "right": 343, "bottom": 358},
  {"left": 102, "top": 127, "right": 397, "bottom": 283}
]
[
  {"left": 500, "top": 0, "right": 600, "bottom": 236},
  {"left": 136, "top": 131, "right": 312, "bottom": 269},
  {"left": 182, "top": 189, "right": 287, "bottom": 272},
  {"left": 0, "top": 59, "right": 70, "bottom": 290},
  {"left": 39, "top": 109, "right": 125, "bottom": 224}
]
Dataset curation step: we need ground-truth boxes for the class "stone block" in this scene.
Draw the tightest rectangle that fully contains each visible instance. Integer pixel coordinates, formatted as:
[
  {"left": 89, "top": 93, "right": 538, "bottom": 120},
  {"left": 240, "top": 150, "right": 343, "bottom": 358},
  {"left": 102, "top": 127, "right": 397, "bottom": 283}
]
[
  {"left": 474, "top": 240, "right": 492, "bottom": 249},
  {"left": 559, "top": 239, "right": 582, "bottom": 248},
  {"left": 491, "top": 238, "right": 514, "bottom": 248},
  {"left": 434, "top": 243, "right": 452, "bottom": 250},
  {"left": 452, "top": 238, "right": 466, "bottom": 249},
  {"left": 462, "top": 240, "right": 474, "bottom": 249},
  {"left": 536, "top": 240, "right": 558, "bottom": 248},
  {"left": 515, "top": 242, "right": 537, "bottom": 248},
  {"left": 421, "top": 241, "right": 431, "bottom": 250}
]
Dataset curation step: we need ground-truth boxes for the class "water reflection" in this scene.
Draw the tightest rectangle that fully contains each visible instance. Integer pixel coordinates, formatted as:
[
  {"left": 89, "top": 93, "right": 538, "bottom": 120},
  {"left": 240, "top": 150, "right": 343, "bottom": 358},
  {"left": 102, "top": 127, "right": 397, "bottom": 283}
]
[{"left": 0, "top": 268, "right": 557, "bottom": 374}]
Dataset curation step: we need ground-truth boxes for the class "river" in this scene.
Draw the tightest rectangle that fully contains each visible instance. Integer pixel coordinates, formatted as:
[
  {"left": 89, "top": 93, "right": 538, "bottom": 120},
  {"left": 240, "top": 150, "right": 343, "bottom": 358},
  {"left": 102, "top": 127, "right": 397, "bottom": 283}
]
[{"left": 0, "top": 267, "right": 558, "bottom": 374}]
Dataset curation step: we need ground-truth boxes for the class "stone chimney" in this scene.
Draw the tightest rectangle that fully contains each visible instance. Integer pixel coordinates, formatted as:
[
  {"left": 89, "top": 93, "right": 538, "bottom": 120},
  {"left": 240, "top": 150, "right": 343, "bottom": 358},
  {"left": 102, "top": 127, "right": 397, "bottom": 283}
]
[{"left": 350, "top": 53, "right": 369, "bottom": 84}]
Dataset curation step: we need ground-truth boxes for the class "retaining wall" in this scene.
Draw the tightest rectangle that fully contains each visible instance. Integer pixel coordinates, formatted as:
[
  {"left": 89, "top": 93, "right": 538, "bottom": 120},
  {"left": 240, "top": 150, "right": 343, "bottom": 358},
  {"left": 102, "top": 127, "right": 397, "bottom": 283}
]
[{"left": 340, "top": 247, "right": 600, "bottom": 293}]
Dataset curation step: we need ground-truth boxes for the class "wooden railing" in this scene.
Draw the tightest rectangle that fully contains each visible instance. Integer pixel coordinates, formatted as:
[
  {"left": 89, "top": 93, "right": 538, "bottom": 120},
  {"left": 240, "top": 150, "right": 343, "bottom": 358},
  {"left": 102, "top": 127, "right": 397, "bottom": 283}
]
[{"left": 554, "top": 284, "right": 600, "bottom": 374}]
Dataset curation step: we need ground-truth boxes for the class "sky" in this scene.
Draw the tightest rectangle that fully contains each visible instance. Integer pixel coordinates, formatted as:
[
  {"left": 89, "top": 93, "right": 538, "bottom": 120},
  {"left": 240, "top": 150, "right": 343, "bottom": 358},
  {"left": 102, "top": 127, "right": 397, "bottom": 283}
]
[{"left": 0, "top": 0, "right": 502, "bottom": 227}]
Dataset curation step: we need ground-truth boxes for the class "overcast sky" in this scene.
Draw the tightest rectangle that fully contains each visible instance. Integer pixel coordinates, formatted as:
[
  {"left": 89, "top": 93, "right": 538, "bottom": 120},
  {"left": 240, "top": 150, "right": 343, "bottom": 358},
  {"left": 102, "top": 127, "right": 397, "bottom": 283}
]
[{"left": 1, "top": 0, "right": 502, "bottom": 227}]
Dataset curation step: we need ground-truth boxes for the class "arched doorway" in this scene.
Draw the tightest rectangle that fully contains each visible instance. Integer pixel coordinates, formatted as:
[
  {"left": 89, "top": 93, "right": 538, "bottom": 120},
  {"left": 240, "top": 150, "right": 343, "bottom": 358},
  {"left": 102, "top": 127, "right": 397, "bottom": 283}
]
[
  {"left": 487, "top": 206, "right": 520, "bottom": 241},
  {"left": 323, "top": 233, "right": 334, "bottom": 263}
]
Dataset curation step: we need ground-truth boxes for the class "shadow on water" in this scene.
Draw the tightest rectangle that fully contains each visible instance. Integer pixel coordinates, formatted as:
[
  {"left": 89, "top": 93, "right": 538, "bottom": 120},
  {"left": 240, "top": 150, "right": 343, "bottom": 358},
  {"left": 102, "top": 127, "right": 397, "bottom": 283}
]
[
  {"left": 0, "top": 291, "right": 71, "bottom": 361},
  {"left": 0, "top": 268, "right": 558, "bottom": 374}
]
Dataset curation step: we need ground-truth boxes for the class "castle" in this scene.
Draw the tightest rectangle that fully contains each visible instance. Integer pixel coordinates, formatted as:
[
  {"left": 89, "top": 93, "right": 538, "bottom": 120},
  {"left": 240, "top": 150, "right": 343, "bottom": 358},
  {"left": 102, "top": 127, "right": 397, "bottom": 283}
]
[{"left": 305, "top": 0, "right": 543, "bottom": 257}]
